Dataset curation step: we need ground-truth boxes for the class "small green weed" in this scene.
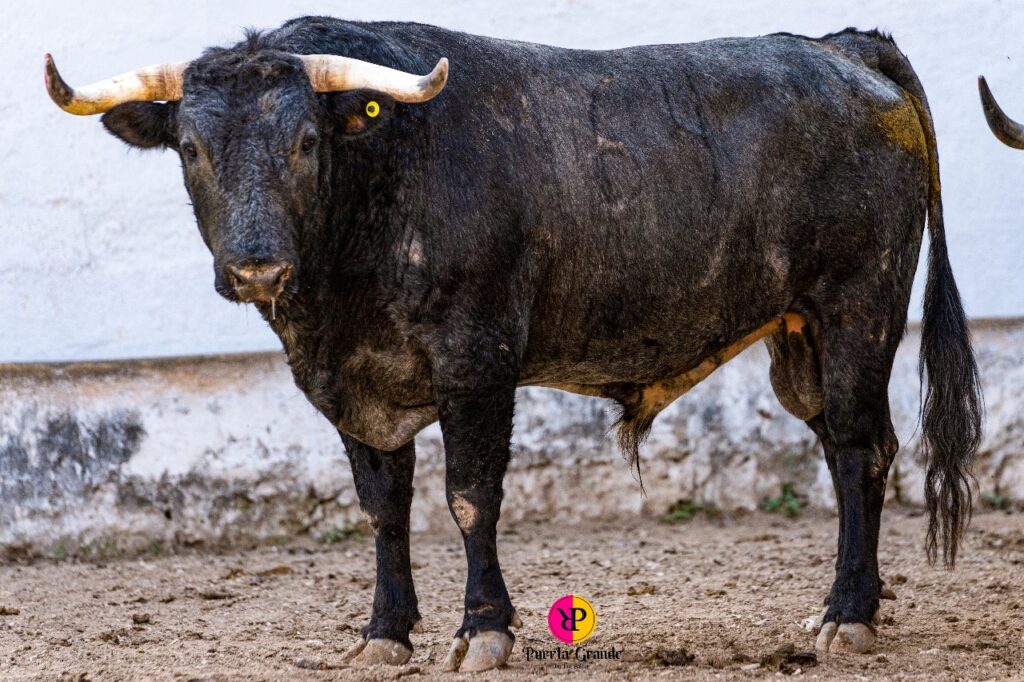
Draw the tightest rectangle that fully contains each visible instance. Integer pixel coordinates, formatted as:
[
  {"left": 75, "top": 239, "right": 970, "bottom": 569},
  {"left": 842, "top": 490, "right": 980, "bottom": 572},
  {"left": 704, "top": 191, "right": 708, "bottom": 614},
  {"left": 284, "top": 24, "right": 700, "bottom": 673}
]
[
  {"left": 664, "top": 499, "right": 718, "bottom": 523},
  {"left": 983, "top": 492, "right": 1011, "bottom": 510},
  {"left": 318, "top": 526, "right": 365, "bottom": 545},
  {"left": 761, "top": 483, "right": 804, "bottom": 518}
]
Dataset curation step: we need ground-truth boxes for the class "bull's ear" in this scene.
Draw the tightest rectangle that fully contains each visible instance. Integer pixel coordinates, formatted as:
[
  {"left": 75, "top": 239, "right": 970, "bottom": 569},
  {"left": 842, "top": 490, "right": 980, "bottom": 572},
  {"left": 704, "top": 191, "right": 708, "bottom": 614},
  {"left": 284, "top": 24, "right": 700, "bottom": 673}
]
[
  {"left": 101, "top": 101, "right": 177, "bottom": 149},
  {"left": 328, "top": 91, "right": 396, "bottom": 138}
]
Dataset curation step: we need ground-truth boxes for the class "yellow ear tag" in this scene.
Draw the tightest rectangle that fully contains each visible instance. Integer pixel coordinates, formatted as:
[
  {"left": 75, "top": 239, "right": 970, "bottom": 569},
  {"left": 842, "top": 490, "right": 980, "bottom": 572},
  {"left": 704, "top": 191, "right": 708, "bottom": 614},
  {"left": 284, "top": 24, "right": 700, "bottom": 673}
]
[{"left": 365, "top": 100, "right": 380, "bottom": 118}]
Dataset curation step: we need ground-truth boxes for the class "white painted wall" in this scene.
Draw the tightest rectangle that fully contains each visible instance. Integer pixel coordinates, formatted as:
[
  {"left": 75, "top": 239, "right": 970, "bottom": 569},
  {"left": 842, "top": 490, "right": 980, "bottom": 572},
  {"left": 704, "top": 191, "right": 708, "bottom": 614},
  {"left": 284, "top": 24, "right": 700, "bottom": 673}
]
[
  {"left": 5, "top": 323, "right": 1024, "bottom": 556},
  {"left": 3, "top": 0, "right": 1022, "bottom": 362}
]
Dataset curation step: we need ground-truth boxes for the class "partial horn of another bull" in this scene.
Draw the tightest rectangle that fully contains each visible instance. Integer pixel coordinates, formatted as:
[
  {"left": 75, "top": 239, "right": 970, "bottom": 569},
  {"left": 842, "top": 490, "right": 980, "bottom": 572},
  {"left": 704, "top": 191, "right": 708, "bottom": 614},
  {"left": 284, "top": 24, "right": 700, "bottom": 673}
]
[
  {"left": 44, "top": 54, "right": 188, "bottom": 116},
  {"left": 300, "top": 55, "right": 448, "bottom": 103},
  {"left": 978, "top": 76, "right": 1024, "bottom": 150}
]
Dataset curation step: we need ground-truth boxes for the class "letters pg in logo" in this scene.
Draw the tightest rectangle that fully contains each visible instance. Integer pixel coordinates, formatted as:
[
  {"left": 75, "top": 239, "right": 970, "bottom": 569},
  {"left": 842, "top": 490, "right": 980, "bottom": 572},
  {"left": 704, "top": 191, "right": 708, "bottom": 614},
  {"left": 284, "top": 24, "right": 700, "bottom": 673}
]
[{"left": 547, "top": 594, "right": 597, "bottom": 644}]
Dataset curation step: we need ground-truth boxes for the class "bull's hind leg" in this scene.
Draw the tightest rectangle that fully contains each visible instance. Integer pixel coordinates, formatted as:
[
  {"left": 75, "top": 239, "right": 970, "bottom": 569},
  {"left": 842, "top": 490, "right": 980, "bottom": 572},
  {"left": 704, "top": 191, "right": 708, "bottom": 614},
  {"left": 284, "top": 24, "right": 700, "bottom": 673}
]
[
  {"left": 809, "top": 314, "right": 902, "bottom": 654},
  {"left": 340, "top": 435, "right": 421, "bottom": 666}
]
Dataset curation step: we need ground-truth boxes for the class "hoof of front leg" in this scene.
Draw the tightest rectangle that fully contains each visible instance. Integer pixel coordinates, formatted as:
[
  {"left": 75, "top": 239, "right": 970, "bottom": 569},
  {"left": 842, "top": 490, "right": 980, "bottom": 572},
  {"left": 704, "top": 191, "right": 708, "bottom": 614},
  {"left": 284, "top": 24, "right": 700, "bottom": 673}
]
[
  {"left": 442, "top": 630, "right": 514, "bottom": 672},
  {"left": 343, "top": 636, "right": 413, "bottom": 666},
  {"left": 815, "top": 622, "right": 876, "bottom": 654}
]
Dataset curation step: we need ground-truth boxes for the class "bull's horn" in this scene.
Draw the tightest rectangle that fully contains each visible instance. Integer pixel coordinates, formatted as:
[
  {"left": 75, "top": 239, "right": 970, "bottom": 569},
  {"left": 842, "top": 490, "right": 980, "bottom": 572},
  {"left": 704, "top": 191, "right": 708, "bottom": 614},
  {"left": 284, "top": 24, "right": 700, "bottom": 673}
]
[
  {"left": 979, "top": 76, "right": 1024, "bottom": 150},
  {"left": 300, "top": 55, "right": 448, "bottom": 103},
  {"left": 45, "top": 53, "right": 188, "bottom": 116}
]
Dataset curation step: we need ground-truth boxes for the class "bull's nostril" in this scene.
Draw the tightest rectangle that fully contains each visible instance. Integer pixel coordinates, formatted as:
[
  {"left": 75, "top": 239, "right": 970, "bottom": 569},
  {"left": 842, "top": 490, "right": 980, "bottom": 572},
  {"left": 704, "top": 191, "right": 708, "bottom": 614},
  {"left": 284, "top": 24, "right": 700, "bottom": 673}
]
[{"left": 225, "top": 261, "right": 294, "bottom": 300}]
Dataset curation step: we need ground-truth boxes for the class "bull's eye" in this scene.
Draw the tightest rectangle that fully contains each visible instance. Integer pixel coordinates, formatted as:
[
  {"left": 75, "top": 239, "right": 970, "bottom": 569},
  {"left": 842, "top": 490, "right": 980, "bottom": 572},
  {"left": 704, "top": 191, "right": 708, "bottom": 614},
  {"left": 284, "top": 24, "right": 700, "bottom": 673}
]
[
  {"left": 181, "top": 141, "right": 198, "bottom": 161},
  {"left": 301, "top": 134, "right": 318, "bottom": 154}
]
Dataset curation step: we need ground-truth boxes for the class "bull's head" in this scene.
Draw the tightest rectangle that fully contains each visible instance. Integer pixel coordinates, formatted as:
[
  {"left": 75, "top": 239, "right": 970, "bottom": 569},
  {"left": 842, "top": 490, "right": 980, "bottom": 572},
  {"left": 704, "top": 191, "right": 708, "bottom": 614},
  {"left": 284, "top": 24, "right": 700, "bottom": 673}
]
[
  {"left": 45, "top": 43, "right": 448, "bottom": 309},
  {"left": 979, "top": 76, "right": 1024, "bottom": 150}
]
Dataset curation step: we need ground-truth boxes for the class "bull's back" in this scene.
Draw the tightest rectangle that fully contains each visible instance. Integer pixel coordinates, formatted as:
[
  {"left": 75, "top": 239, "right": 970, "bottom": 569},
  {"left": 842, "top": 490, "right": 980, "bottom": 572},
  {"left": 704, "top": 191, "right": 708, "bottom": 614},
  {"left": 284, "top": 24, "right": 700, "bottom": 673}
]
[{"left": 454, "top": 34, "right": 925, "bottom": 381}]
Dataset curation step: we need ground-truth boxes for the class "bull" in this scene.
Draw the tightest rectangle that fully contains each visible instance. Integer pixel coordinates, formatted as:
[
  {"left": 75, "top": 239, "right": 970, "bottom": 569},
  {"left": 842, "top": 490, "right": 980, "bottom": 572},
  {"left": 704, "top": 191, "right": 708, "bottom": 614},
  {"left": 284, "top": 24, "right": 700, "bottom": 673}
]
[
  {"left": 979, "top": 76, "right": 1024, "bottom": 148},
  {"left": 46, "top": 17, "right": 982, "bottom": 671}
]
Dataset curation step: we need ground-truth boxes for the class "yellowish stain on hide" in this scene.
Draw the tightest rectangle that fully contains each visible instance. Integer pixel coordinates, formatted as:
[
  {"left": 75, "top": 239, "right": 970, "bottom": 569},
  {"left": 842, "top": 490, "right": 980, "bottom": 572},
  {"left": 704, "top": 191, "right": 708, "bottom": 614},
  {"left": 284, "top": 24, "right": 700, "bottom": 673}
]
[
  {"left": 875, "top": 93, "right": 928, "bottom": 163},
  {"left": 637, "top": 316, "right": 796, "bottom": 417}
]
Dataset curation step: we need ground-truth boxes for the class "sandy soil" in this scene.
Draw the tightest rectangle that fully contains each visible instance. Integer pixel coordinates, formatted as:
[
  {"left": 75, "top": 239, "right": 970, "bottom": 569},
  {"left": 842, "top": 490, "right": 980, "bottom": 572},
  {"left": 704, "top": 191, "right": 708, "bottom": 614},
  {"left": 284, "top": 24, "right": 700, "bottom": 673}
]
[{"left": 1, "top": 509, "right": 1022, "bottom": 681}]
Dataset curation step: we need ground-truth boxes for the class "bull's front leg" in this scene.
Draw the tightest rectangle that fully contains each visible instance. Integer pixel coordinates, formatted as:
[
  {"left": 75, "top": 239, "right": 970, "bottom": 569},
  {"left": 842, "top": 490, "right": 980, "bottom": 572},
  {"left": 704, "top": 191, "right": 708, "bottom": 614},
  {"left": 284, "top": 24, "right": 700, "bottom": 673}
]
[
  {"left": 434, "top": 348, "right": 521, "bottom": 673},
  {"left": 340, "top": 433, "right": 422, "bottom": 666}
]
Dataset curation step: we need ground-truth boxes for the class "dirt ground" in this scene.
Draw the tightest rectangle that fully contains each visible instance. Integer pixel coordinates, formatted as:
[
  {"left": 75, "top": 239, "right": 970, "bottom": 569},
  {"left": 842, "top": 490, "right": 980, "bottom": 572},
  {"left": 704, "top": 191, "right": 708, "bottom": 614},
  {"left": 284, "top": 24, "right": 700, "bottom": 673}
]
[{"left": 1, "top": 509, "right": 1022, "bottom": 681}]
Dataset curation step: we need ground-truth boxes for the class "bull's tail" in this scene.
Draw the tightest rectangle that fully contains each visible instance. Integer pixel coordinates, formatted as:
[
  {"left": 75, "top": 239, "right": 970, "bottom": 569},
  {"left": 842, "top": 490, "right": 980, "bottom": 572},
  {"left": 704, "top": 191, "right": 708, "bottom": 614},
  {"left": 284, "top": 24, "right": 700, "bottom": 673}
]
[
  {"left": 827, "top": 29, "right": 984, "bottom": 566},
  {"left": 916, "top": 121, "right": 984, "bottom": 568}
]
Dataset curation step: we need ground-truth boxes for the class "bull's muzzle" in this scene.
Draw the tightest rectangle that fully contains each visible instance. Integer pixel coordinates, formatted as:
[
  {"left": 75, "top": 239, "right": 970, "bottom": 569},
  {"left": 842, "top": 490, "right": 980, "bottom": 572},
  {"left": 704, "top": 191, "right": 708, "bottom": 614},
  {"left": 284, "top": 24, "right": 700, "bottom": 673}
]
[{"left": 225, "top": 260, "right": 293, "bottom": 303}]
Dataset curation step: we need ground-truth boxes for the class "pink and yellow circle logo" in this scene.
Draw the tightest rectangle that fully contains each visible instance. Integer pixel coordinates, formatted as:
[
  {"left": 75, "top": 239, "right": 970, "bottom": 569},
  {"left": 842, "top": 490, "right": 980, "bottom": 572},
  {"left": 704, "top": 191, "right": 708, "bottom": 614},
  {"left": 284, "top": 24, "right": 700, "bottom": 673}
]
[{"left": 547, "top": 594, "right": 597, "bottom": 644}]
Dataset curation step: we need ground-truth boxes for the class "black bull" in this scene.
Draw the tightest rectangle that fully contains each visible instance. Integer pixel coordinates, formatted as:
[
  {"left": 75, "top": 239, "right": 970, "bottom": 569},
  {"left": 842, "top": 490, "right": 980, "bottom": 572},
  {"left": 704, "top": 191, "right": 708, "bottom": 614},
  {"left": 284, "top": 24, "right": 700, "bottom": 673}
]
[{"left": 54, "top": 18, "right": 983, "bottom": 671}]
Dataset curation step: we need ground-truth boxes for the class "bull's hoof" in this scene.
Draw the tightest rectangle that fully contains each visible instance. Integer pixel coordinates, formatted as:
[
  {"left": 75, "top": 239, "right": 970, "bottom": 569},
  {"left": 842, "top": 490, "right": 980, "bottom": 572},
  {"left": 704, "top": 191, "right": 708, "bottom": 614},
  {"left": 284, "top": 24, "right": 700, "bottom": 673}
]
[
  {"left": 342, "top": 637, "right": 413, "bottom": 666},
  {"left": 441, "top": 630, "right": 514, "bottom": 672},
  {"left": 815, "top": 622, "right": 875, "bottom": 654}
]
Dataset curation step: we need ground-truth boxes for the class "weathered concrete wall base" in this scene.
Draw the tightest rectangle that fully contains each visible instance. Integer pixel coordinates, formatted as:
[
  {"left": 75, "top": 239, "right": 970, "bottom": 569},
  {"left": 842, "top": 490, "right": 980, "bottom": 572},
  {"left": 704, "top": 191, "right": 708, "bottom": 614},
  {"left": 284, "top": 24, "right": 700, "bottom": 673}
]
[{"left": 2, "top": 321, "right": 1022, "bottom": 559}]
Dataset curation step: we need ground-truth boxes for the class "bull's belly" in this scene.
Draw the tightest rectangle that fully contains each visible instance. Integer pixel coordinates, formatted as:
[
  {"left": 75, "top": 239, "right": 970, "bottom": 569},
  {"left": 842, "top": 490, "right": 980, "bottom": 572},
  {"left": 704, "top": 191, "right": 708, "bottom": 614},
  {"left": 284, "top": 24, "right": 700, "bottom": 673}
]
[
  {"left": 330, "top": 314, "right": 806, "bottom": 452},
  {"left": 526, "top": 314, "right": 805, "bottom": 416}
]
